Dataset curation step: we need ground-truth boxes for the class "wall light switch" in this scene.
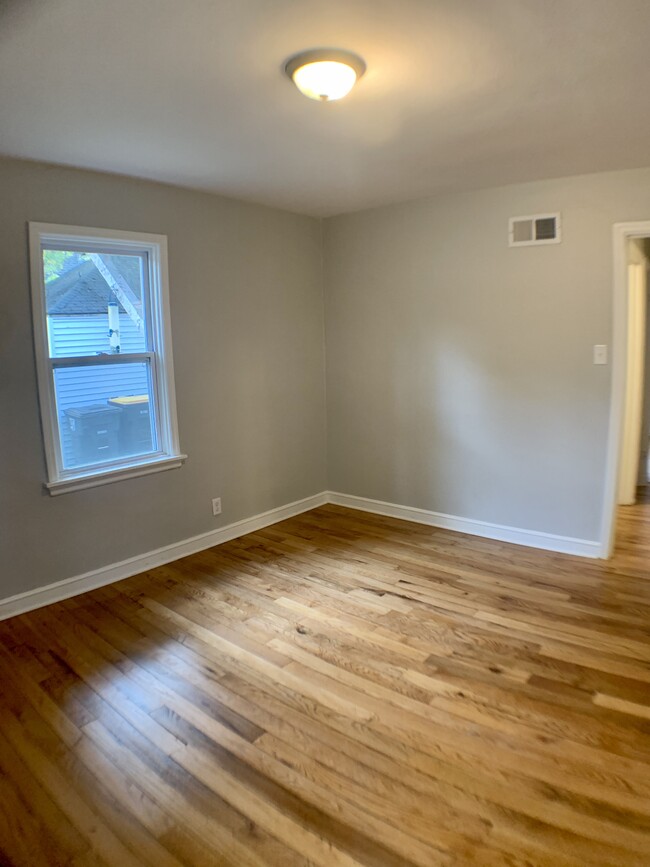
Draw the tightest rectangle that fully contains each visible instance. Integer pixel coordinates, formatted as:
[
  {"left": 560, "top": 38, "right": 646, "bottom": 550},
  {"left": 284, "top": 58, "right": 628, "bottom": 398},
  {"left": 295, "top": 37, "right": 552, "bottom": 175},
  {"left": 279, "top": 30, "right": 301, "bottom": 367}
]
[{"left": 593, "top": 345, "right": 608, "bottom": 365}]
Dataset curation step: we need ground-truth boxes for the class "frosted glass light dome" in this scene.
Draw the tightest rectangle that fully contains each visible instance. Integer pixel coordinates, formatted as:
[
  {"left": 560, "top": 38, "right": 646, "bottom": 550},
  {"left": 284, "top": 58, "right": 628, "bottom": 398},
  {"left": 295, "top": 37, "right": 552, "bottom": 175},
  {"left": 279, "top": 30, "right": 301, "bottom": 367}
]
[{"left": 285, "top": 49, "right": 366, "bottom": 102}]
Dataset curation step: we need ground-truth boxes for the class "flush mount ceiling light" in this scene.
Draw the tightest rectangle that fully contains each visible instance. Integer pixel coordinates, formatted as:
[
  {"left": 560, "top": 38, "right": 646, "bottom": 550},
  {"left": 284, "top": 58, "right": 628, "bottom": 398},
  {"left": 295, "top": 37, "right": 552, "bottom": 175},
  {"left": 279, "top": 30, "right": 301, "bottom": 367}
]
[{"left": 284, "top": 49, "right": 366, "bottom": 102}]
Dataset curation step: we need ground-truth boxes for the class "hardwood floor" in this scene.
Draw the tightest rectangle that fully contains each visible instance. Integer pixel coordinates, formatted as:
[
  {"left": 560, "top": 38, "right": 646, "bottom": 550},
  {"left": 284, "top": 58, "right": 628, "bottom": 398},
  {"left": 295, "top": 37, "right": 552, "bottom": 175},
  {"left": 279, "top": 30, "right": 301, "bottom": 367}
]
[{"left": 1, "top": 498, "right": 649, "bottom": 866}]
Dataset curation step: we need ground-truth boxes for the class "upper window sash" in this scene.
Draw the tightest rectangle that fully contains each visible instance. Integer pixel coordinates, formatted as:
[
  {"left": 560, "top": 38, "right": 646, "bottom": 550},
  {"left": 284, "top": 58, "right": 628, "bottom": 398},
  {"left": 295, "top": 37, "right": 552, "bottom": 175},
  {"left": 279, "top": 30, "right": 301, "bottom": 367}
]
[{"left": 43, "top": 243, "right": 152, "bottom": 358}]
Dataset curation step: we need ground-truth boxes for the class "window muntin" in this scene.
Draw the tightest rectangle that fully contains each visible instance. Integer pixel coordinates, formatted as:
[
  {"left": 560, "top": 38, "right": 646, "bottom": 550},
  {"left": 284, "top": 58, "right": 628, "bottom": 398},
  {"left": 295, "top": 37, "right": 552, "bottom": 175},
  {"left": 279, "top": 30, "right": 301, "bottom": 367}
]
[{"left": 29, "top": 224, "right": 184, "bottom": 494}]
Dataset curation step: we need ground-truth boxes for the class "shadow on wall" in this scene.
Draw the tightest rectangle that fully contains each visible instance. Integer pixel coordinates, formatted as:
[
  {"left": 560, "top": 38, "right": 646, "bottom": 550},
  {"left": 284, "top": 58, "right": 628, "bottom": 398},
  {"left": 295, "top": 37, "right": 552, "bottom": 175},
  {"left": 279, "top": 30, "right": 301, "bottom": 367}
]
[{"left": 388, "top": 319, "right": 591, "bottom": 529}]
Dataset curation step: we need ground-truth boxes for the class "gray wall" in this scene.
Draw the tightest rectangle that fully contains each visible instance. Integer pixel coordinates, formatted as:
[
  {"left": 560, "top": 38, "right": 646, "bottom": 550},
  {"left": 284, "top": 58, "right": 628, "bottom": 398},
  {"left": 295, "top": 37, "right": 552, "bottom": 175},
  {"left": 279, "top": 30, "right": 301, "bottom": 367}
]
[
  {"left": 323, "top": 168, "right": 650, "bottom": 542},
  {"left": 6, "top": 158, "right": 650, "bottom": 600},
  {"left": 0, "top": 158, "right": 326, "bottom": 599}
]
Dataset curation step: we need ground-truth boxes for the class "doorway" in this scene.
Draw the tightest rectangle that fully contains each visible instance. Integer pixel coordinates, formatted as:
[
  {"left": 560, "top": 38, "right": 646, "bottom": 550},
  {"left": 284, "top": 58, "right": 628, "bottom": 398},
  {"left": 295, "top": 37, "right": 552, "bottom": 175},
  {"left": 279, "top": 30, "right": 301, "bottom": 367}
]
[{"left": 602, "top": 223, "right": 650, "bottom": 556}]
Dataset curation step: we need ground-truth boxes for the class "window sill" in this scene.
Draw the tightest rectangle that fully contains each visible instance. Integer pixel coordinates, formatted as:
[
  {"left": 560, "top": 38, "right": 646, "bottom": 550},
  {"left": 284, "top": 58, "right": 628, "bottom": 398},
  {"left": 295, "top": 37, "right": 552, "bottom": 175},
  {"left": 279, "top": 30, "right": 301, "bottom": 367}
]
[{"left": 45, "top": 454, "right": 188, "bottom": 496}]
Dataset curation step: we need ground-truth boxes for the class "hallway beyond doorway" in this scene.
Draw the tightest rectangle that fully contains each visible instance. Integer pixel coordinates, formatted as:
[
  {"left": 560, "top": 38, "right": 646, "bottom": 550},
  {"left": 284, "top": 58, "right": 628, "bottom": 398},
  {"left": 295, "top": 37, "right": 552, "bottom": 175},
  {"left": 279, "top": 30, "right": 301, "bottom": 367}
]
[{"left": 613, "top": 486, "right": 650, "bottom": 575}]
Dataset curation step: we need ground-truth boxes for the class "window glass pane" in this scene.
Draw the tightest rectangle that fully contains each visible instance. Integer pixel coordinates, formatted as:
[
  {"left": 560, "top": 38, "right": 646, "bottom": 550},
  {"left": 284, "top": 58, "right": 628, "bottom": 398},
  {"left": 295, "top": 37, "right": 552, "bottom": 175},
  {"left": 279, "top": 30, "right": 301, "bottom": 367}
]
[
  {"left": 44, "top": 249, "right": 147, "bottom": 357},
  {"left": 53, "top": 362, "right": 157, "bottom": 469}
]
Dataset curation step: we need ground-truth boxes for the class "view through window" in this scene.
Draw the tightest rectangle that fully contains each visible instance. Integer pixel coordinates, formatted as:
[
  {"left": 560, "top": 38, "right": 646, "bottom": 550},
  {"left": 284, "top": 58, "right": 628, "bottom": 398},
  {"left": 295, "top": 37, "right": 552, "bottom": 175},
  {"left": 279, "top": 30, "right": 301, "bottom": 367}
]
[{"left": 30, "top": 225, "right": 184, "bottom": 493}]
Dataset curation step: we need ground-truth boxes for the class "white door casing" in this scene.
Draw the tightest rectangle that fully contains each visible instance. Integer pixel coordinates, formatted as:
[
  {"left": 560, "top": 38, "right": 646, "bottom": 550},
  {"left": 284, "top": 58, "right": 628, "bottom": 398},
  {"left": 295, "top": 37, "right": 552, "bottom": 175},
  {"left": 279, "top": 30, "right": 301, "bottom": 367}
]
[{"left": 618, "top": 261, "right": 647, "bottom": 505}]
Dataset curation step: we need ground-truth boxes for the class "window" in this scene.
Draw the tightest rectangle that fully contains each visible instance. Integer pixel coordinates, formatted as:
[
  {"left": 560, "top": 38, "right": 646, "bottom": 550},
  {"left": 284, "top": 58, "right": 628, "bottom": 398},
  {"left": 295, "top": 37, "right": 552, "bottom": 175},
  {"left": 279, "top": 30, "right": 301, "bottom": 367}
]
[{"left": 29, "top": 223, "right": 185, "bottom": 494}]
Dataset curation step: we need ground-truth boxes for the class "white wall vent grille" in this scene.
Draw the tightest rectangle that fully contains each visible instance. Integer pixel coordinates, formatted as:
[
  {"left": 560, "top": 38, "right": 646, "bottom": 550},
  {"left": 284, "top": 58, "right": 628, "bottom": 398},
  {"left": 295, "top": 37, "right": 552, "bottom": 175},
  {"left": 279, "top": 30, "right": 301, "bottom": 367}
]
[{"left": 509, "top": 213, "right": 561, "bottom": 247}]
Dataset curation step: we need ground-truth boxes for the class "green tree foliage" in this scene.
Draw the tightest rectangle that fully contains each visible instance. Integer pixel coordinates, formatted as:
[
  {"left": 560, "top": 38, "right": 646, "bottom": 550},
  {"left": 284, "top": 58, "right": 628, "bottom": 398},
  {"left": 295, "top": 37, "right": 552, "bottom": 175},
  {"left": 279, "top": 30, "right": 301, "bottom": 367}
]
[{"left": 43, "top": 249, "right": 89, "bottom": 283}]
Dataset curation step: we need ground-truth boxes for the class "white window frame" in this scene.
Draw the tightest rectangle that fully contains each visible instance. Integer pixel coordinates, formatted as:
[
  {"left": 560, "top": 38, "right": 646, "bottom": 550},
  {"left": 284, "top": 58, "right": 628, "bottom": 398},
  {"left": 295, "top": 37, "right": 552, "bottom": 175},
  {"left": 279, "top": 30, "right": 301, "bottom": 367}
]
[{"left": 29, "top": 222, "right": 186, "bottom": 495}]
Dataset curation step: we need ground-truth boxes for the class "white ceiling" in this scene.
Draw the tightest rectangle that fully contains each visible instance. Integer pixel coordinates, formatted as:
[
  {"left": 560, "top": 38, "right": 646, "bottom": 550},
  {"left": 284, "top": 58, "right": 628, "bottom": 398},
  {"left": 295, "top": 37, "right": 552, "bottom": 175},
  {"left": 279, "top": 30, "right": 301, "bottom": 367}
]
[{"left": 2, "top": 0, "right": 650, "bottom": 216}]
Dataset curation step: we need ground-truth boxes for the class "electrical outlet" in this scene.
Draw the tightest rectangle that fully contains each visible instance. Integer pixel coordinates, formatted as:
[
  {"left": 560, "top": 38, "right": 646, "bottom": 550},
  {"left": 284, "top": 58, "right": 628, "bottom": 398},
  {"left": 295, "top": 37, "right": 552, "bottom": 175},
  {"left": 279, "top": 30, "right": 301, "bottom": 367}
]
[{"left": 212, "top": 497, "right": 222, "bottom": 516}]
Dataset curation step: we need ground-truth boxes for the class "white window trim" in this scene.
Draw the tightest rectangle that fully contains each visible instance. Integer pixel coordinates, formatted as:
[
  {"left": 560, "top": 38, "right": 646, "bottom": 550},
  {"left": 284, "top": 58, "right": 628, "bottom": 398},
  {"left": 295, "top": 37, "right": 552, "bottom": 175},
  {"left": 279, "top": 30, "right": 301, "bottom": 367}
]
[{"left": 29, "top": 222, "right": 186, "bottom": 495}]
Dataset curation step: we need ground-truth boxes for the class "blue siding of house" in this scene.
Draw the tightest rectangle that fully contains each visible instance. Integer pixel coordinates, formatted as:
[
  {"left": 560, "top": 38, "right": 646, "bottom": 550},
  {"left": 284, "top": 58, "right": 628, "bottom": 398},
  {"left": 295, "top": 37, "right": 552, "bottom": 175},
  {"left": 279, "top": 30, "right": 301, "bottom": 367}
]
[
  {"left": 48, "top": 313, "right": 145, "bottom": 357},
  {"left": 48, "top": 315, "right": 151, "bottom": 467}
]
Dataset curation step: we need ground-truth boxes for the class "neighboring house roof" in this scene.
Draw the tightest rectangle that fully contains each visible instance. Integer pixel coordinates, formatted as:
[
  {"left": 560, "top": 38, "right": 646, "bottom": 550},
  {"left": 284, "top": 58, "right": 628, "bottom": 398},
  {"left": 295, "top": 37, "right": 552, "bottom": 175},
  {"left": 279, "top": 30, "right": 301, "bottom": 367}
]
[
  {"left": 46, "top": 258, "right": 140, "bottom": 316},
  {"left": 46, "top": 260, "right": 112, "bottom": 315}
]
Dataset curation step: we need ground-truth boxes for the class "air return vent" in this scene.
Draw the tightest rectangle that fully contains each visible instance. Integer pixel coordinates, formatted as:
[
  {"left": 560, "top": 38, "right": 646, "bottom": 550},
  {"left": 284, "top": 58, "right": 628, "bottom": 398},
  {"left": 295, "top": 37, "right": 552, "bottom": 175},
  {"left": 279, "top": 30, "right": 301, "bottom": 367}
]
[{"left": 509, "top": 213, "right": 561, "bottom": 247}]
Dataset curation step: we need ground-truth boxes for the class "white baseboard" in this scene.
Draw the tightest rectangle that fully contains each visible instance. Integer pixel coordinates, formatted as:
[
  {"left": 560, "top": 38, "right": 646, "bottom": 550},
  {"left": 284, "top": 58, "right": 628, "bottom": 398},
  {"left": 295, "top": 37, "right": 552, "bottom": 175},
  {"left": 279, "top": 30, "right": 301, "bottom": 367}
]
[
  {"left": 0, "top": 492, "right": 328, "bottom": 622},
  {"left": 327, "top": 491, "right": 603, "bottom": 559},
  {"left": 0, "top": 488, "right": 604, "bottom": 622}
]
